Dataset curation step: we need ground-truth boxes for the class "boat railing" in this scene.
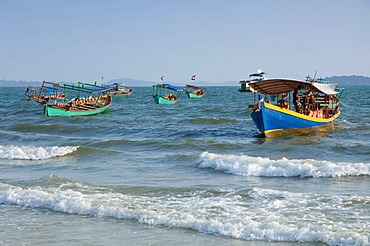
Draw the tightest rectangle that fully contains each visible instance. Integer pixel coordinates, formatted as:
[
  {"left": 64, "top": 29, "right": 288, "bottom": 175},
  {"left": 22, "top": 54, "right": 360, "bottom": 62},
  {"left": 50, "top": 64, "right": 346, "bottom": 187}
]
[
  {"left": 25, "top": 86, "right": 38, "bottom": 99},
  {"left": 61, "top": 82, "right": 110, "bottom": 101},
  {"left": 36, "top": 81, "right": 60, "bottom": 104},
  {"left": 77, "top": 81, "right": 112, "bottom": 93}
]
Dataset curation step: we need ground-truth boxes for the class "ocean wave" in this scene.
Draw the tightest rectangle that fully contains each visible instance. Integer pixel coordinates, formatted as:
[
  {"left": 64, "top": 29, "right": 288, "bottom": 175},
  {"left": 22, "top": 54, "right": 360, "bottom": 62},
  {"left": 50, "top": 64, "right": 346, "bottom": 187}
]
[
  {"left": 0, "top": 145, "right": 79, "bottom": 160},
  {"left": 198, "top": 152, "right": 370, "bottom": 178},
  {"left": 0, "top": 182, "right": 368, "bottom": 245},
  {"left": 186, "top": 117, "right": 239, "bottom": 125}
]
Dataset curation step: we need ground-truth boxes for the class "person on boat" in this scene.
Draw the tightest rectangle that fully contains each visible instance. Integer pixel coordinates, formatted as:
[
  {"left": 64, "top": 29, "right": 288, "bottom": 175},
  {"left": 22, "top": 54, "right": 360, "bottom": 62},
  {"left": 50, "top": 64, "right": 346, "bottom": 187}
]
[
  {"left": 194, "top": 89, "right": 203, "bottom": 96},
  {"left": 308, "top": 91, "right": 317, "bottom": 110},
  {"left": 293, "top": 85, "right": 303, "bottom": 113},
  {"left": 331, "top": 95, "right": 339, "bottom": 104},
  {"left": 323, "top": 106, "right": 329, "bottom": 119},
  {"left": 114, "top": 83, "right": 119, "bottom": 91},
  {"left": 171, "top": 94, "right": 177, "bottom": 101},
  {"left": 278, "top": 99, "right": 289, "bottom": 109}
]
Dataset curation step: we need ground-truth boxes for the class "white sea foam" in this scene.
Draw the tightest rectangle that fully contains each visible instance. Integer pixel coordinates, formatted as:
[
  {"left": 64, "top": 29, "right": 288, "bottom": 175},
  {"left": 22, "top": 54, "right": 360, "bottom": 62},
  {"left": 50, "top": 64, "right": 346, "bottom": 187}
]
[
  {"left": 0, "top": 145, "right": 79, "bottom": 160},
  {"left": 0, "top": 183, "right": 368, "bottom": 245},
  {"left": 198, "top": 152, "right": 370, "bottom": 178}
]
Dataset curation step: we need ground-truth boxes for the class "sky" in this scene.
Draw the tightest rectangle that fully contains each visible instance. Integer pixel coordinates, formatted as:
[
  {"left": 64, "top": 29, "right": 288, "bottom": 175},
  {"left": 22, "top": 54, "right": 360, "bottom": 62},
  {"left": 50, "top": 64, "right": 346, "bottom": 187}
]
[{"left": 1, "top": 0, "right": 370, "bottom": 84}]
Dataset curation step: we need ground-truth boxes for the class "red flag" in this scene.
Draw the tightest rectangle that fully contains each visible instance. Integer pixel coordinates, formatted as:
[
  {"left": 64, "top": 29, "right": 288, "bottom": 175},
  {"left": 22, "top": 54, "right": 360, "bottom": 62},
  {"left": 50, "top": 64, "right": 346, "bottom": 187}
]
[{"left": 191, "top": 75, "right": 196, "bottom": 80}]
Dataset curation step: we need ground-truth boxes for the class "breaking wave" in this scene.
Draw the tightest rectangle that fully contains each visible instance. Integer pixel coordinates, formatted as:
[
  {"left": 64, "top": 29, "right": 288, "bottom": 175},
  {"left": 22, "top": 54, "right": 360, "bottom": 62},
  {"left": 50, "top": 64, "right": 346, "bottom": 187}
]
[
  {"left": 0, "top": 181, "right": 368, "bottom": 245},
  {"left": 198, "top": 152, "right": 370, "bottom": 178},
  {"left": 0, "top": 145, "right": 79, "bottom": 160}
]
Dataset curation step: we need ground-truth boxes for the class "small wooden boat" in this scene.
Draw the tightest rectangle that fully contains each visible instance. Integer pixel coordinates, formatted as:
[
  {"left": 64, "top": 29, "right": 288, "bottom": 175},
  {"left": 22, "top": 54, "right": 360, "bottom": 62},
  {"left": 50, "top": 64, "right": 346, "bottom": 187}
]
[
  {"left": 152, "top": 83, "right": 182, "bottom": 104},
  {"left": 249, "top": 78, "right": 341, "bottom": 137},
  {"left": 238, "top": 69, "right": 266, "bottom": 92},
  {"left": 184, "top": 84, "right": 205, "bottom": 99},
  {"left": 25, "top": 86, "right": 66, "bottom": 101},
  {"left": 104, "top": 83, "right": 133, "bottom": 96},
  {"left": 26, "top": 81, "right": 112, "bottom": 117},
  {"left": 44, "top": 96, "right": 112, "bottom": 117}
]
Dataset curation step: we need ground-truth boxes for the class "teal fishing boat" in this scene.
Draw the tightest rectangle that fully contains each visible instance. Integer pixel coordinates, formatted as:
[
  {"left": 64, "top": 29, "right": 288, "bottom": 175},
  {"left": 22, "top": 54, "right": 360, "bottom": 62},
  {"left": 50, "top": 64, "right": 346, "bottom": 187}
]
[
  {"left": 184, "top": 84, "right": 205, "bottom": 99},
  {"left": 184, "top": 75, "right": 205, "bottom": 98},
  {"left": 152, "top": 83, "right": 182, "bottom": 104},
  {"left": 25, "top": 81, "right": 112, "bottom": 117}
]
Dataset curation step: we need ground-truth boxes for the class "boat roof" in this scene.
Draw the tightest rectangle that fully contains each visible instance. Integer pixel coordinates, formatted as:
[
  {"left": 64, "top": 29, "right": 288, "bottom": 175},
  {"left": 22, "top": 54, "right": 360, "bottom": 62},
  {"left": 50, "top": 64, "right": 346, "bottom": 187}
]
[
  {"left": 43, "top": 88, "right": 58, "bottom": 93},
  {"left": 165, "top": 84, "right": 182, "bottom": 91},
  {"left": 249, "top": 79, "right": 339, "bottom": 95},
  {"left": 186, "top": 84, "right": 203, "bottom": 89},
  {"left": 61, "top": 82, "right": 109, "bottom": 94},
  {"left": 249, "top": 72, "right": 265, "bottom": 77},
  {"left": 249, "top": 69, "right": 266, "bottom": 77},
  {"left": 103, "top": 82, "right": 125, "bottom": 87},
  {"left": 154, "top": 83, "right": 182, "bottom": 91}
]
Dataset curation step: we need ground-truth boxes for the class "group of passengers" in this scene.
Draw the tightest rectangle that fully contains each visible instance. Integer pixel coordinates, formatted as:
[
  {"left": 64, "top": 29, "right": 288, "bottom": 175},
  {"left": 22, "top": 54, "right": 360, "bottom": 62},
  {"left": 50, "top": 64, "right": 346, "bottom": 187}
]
[
  {"left": 164, "top": 93, "right": 177, "bottom": 101},
  {"left": 292, "top": 85, "right": 338, "bottom": 118},
  {"left": 193, "top": 89, "right": 205, "bottom": 96}
]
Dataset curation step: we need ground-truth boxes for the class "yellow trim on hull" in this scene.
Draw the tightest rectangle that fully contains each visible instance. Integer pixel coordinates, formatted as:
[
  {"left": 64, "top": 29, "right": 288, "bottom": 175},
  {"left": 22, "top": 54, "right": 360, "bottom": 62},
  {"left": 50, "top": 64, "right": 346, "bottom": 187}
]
[
  {"left": 261, "top": 102, "right": 340, "bottom": 138},
  {"left": 264, "top": 102, "right": 341, "bottom": 123},
  {"left": 263, "top": 123, "right": 336, "bottom": 138}
]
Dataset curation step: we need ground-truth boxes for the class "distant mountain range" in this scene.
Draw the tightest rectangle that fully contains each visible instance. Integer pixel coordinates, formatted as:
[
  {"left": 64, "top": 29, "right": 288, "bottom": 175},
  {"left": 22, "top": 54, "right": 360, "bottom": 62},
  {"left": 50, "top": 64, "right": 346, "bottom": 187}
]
[
  {"left": 323, "top": 75, "right": 370, "bottom": 86},
  {"left": 1, "top": 75, "right": 369, "bottom": 87}
]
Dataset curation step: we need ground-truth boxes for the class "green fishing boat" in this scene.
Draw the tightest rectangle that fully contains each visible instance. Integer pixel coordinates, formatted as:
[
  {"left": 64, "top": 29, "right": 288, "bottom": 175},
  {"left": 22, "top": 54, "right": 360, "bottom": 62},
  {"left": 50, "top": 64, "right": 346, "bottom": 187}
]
[
  {"left": 152, "top": 83, "right": 182, "bottom": 104},
  {"left": 44, "top": 96, "right": 112, "bottom": 116},
  {"left": 26, "top": 81, "right": 112, "bottom": 117},
  {"left": 184, "top": 84, "right": 205, "bottom": 99}
]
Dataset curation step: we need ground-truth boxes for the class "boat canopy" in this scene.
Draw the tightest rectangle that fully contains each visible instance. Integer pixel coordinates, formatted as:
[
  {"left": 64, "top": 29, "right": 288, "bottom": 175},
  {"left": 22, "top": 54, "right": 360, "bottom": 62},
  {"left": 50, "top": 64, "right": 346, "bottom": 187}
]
[
  {"left": 185, "top": 84, "right": 199, "bottom": 89},
  {"left": 61, "top": 82, "right": 109, "bottom": 94},
  {"left": 249, "top": 69, "right": 265, "bottom": 77},
  {"left": 249, "top": 79, "right": 338, "bottom": 96},
  {"left": 249, "top": 72, "right": 265, "bottom": 77},
  {"left": 43, "top": 88, "right": 58, "bottom": 93},
  {"left": 311, "top": 82, "right": 338, "bottom": 95},
  {"left": 185, "top": 84, "right": 204, "bottom": 89},
  {"left": 103, "top": 82, "right": 125, "bottom": 88},
  {"left": 159, "top": 84, "right": 182, "bottom": 91},
  {"left": 103, "top": 83, "right": 118, "bottom": 88}
]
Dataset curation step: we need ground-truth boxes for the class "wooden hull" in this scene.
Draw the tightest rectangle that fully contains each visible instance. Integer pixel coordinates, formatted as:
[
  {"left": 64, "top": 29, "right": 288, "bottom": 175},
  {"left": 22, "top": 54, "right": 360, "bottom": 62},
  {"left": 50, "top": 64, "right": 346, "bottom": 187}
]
[
  {"left": 44, "top": 97, "right": 112, "bottom": 117},
  {"left": 251, "top": 101, "right": 340, "bottom": 137},
  {"left": 107, "top": 89, "right": 133, "bottom": 96},
  {"left": 153, "top": 95, "right": 178, "bottom": 105}
]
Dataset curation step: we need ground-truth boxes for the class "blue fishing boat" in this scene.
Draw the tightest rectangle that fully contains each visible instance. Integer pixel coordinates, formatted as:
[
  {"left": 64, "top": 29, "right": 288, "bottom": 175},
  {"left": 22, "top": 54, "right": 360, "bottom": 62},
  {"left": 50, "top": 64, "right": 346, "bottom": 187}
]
[
  {"left": 152, "top": 83, "right": 182, "bottom": 104},
  {"left": 249, "top": 78, "right": 341, "bottom": 137}
]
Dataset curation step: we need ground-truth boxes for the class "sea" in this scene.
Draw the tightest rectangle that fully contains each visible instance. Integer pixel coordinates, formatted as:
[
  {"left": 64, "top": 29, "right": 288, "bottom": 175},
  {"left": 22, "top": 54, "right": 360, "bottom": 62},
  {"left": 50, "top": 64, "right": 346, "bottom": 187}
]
[{"left": 0, "top": 85, "right": 369, "bottom": 246}]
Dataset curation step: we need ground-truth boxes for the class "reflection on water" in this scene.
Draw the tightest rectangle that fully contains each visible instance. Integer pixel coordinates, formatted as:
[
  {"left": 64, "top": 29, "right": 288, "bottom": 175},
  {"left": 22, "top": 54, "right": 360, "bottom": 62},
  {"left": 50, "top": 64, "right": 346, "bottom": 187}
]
[{"left": 256, "top": 123, "right": 336, "bottom": 144}]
